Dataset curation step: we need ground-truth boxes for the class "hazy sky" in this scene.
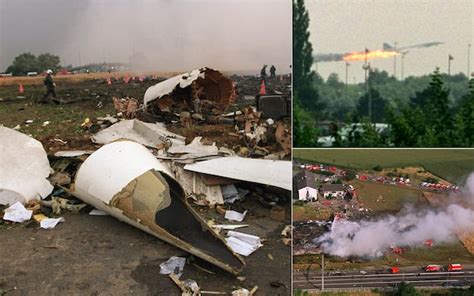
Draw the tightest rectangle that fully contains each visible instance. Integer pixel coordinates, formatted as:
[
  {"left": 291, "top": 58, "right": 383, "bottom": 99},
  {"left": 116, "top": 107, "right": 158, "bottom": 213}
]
[
  {"left": 0, "top": 0, "right": 291, "bottom": 73},
  {"left": 307, "top": 0, "right": 473, "bottom": 83}
]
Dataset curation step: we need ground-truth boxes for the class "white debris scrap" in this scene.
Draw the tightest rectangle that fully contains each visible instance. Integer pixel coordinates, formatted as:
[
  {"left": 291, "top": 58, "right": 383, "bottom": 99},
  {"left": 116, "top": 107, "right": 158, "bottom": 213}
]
[
  {"left": 184, "top": 157, "right": 292, "bottom": 190},
  {"left": 40, "top": 217, "right": 64, "bottom": 229},
  {"left": 226, "top": 231, "right": 262, "bottom": 256},
  {"left": 89, "top": 209, "right": 109, "bottom": 216},
  {"left": 0, "top": 127, "right": 53, "bottom": 205},
  {"left": 221, "top": 184, "right": 249, "bottom": 204},
  {"left": 54, "top": 150, "right": 93, "bottom": 157},
  {"left": 92, "top": 119, "right": 185, "bottom": 148},
  {"left": 213, "top": 224, "right": 248, "bottom": 230},
  {"left": 160, "top": 256, "right": 187, "bottom": 278},
  {"left": 144, "top": 69, "right": 205, "bottom": 107},
  {"left": 167, "top": 136, "right": 219, "bottom": 158},
  {"left": 3, "top": 202, "right": 33, "bottom": 222},
  {"left": 225, "top": 210, "right": 248, "bottom": 222}
]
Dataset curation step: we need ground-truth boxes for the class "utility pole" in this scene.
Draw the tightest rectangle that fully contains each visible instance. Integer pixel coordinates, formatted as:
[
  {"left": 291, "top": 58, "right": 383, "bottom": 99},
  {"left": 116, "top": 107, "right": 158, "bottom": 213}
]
[
  {"left": 393, "top": 42, "right": 397, "bottom": 78},
  {"left": 345, "top": 62, "right": 350, "bottom": 98},
  {"left": 363, "top": 60, "right": 372, "bottom": 122},
  {"left": 448, "top": 54, "right": 453, "bottom": 75},
  {"left": 401, "top": 51, "right": 408, "bottom": 80},
  {"left": 363, "top": 48, "right": 372, "bottom": 122},
  {"left": 321, "top": 254, "right": 325, "bottom": 291},
  {"left": 468, "top": 43, "right": 471, "bottom": 77}
]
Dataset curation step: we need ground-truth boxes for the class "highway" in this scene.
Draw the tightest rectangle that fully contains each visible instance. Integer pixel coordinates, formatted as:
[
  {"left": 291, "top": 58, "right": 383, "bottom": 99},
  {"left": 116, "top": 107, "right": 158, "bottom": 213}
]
[{"left": 293, "top": 267, "right": 474, "bottom": 291}]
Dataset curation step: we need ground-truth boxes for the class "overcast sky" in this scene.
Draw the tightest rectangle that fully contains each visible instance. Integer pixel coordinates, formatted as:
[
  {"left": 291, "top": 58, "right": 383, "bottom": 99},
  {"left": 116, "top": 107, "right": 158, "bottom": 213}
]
[
  {"left": 0, "top": 0, "right": 291, "bottom": 73},
  {"left": 307, "top": 0, "right": 473, "bottom": 83}
]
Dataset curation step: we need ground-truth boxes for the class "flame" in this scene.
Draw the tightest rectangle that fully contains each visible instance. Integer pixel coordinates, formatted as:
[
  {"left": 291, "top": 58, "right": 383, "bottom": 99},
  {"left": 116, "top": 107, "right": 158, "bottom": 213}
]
[{"left": 343, "top": 50, "right": 399, "bottom": 61}]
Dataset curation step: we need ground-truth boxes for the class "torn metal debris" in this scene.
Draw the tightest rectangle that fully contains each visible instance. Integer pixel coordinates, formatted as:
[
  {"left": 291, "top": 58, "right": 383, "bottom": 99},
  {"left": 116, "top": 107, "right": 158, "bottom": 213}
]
[
  {"left": 183, "top": 157, "right": 292, "bottom": 191},
  {"left": 0, "top": 127, "right": 53, "bottom": 205},
  {"left": 66, "top": 141, "right": 244, "bottom": 274},
  {"left": 143, "top": 68, "right": 235, "bottom": 116},
  {"left": 92, "top": 119, "right": 185, "bottom": 149}
]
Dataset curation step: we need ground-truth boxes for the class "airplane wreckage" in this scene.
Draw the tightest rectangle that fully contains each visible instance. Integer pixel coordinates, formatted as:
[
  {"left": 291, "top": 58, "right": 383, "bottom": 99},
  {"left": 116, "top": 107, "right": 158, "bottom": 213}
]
[{"left": 0, "top": 68, "right": 291, "bottom": 276}]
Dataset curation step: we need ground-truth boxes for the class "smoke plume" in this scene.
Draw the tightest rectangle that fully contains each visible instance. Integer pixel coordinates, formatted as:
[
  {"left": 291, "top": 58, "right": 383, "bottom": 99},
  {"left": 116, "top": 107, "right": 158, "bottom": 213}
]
[{"left": 316, "top": 173, "right": 474, "bottom": 257}]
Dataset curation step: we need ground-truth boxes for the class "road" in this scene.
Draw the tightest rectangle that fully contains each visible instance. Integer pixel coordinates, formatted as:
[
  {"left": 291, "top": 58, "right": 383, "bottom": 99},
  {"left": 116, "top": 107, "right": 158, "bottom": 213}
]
[{"left": 293, "top": 266, "right": 474, "bottom": 291}]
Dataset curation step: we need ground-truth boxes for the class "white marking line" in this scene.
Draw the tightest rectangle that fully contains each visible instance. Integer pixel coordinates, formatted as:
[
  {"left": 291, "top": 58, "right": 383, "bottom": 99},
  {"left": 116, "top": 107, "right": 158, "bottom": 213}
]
[
  {"left": 293, "top": 271, "right": 465, "bottom": 279},
  {"left": 293, "top": 279, "right": 461, "bottom": 286},
  {"left": 293, "top": 274, "right": 474, "bottom": 281}
]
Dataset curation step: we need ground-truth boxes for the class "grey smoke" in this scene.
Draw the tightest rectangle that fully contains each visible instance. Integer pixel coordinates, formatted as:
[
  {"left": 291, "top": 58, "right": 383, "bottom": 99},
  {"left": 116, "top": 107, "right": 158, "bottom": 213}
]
[
  {"left": 316, "top": 173, "right": 474, "bottom": 257},
  {"left": 0, "top": 0, "right": 291, "bottom": 73}
]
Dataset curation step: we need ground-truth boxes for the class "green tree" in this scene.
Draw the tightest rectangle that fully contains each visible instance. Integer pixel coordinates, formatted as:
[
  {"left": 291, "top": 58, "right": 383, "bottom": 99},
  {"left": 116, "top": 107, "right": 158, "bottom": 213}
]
[
  {"left": 37, "top": 53, "right": 61, "bottom": 73},
  {"left": 5, "top": 52, "right": 61, "bottom": 76},
  {"left": 293, "top": 0, "right": 314, "bottom": 89},
  {"left": 357, "top": 88, "right": 389, "bottom": 123},
  {"left": 392, "top": 282, "right": 420, "bottom": 296},
  {"left": 293, "top": 0, "right": 321, "bottom": 146},
  {"left": 294, "top": 101, "right": 318, "bottom": 147},
  {"left": 388, "top": 68, "right": 456, "bottom": 147},
  {"left": 5, "top": 52, "right": 39, "bottom": 75},
  {"left": 454, "top": 77, "right": 474, "bottom": 146}
]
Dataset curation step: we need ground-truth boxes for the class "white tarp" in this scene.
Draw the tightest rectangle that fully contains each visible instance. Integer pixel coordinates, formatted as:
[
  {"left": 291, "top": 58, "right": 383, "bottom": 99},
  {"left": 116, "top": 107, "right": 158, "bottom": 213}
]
[
  {"left": 0, "top": 127, "right": 53, "bottom": 205},
  {"left": 184, "top": 157, "right": 292, "bottom": 190},
  {"left": 143, "top": 69, "right": 205, "bottom": 107}
]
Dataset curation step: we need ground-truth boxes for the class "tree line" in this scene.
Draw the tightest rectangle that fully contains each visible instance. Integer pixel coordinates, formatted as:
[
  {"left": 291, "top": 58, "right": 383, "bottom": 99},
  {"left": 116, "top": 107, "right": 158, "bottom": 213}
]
[
  {"left": 293, "top": 0, "right": 474, "bottom": 147},
  {"left": 4, "top": 52, "right": 62, "bottom": 76}
]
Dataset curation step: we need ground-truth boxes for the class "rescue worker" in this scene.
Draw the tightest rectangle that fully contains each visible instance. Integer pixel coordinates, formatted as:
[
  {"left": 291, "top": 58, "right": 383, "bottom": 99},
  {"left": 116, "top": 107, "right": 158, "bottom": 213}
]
[
  {"left": 260, "top": 65, "right": 267, "bottom": 81},
  {"left": 39, "top": 69, "right": 57, "bottom": 104},
  {"left": 270, "top": 65, "right": 276, "bottom": 78}
]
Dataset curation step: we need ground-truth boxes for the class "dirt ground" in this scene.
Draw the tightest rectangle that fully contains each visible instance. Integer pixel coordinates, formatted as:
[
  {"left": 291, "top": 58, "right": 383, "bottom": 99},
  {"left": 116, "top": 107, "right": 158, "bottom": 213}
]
[
  {"left": 0, "top": 74, "right": 292, "bottom": 295},
  {"left": 0, "top": 198, "right": 290, "bottom": 295}
]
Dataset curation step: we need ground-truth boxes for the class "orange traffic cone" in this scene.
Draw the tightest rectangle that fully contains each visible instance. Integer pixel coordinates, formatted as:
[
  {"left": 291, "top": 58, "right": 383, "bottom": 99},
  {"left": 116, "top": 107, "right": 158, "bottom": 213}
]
[
  {"left": 259, "top": 80, "right": 266, "bottom": 95},
  {"left": 18, "top": 83, "right": 24, "bottom": 93}
]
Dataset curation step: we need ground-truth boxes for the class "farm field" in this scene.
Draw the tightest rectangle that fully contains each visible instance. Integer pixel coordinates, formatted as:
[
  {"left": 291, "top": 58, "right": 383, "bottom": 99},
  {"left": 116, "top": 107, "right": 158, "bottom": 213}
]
[
  {"left": 294, "top": 149, "right": 474, "bottom": 183},
  {"left": 351, "top": 180, "right": 427, "bottom": 214}
]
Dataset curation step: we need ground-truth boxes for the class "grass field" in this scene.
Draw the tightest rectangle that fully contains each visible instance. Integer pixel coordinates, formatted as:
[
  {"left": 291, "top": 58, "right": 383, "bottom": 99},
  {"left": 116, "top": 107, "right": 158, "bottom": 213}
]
[
  {"left": 352, "top": 180, "right": 426, "bottom": 213},
  {"left": 294, "top": 149, "right": 474, "bottom": 184},
  {"left": 0, "top": 71, "right": 179, "bottom": 86},
  {"left": 293, "top": 204, "right": 334, "bottom": 222}
]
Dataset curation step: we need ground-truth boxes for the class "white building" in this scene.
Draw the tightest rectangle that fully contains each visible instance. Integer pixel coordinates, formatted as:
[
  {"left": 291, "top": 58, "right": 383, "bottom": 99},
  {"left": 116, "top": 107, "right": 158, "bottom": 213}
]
[
  {"left": 294, "top": 170, "right": 318, "bottom": 201},
  {"left": 320, "top": 184, "right": 346, "bottom": 199}
]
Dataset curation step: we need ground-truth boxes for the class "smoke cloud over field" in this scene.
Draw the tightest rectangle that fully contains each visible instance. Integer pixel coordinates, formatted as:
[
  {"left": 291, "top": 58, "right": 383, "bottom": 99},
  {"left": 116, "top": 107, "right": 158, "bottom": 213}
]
[
  {"left": 0, "top": 0, "right": 291, "bottom": 73},
  {"left": 316, "top": 173, "right": 474, "bottom": 257}
]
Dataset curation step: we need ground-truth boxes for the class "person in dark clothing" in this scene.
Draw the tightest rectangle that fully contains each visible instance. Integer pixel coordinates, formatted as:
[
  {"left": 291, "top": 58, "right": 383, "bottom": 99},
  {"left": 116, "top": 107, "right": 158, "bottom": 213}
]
[
  {"left": 270, "top": 65, "right": 276, "bottom": 78},
  {"left": 39, "top": 69, "right": 57, "bottom": 103},
  {"left": 260, "top": 65, "right": 267, "bottom": 81}
]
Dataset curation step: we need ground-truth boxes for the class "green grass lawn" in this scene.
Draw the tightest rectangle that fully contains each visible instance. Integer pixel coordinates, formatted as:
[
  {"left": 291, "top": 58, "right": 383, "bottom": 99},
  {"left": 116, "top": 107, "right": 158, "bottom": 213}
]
[{"left": 294, "top": 149, "right": 474, "bottom": 184}]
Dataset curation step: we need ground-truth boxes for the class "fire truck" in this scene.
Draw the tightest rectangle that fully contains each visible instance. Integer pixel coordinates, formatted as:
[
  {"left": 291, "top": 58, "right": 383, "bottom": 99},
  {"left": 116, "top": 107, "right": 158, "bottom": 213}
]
[
  {"left": 425, "top": 264, "right": 441, "bottom": 272},
  {"left": 448, "top": 263, "right": 463, "bottom": 271},
  {"left": 390, "top": 267, "right": 400, "bottom": 274}
]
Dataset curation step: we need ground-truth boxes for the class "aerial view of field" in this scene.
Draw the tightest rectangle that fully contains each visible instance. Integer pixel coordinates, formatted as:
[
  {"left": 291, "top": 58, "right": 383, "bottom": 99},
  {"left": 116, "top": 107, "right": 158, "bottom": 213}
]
[
  {"left": 293, "top": 149, "right": 474, "bottom": 294},
  {"left": 294, "top": 149, "right": 474, "bottom": 183}
]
